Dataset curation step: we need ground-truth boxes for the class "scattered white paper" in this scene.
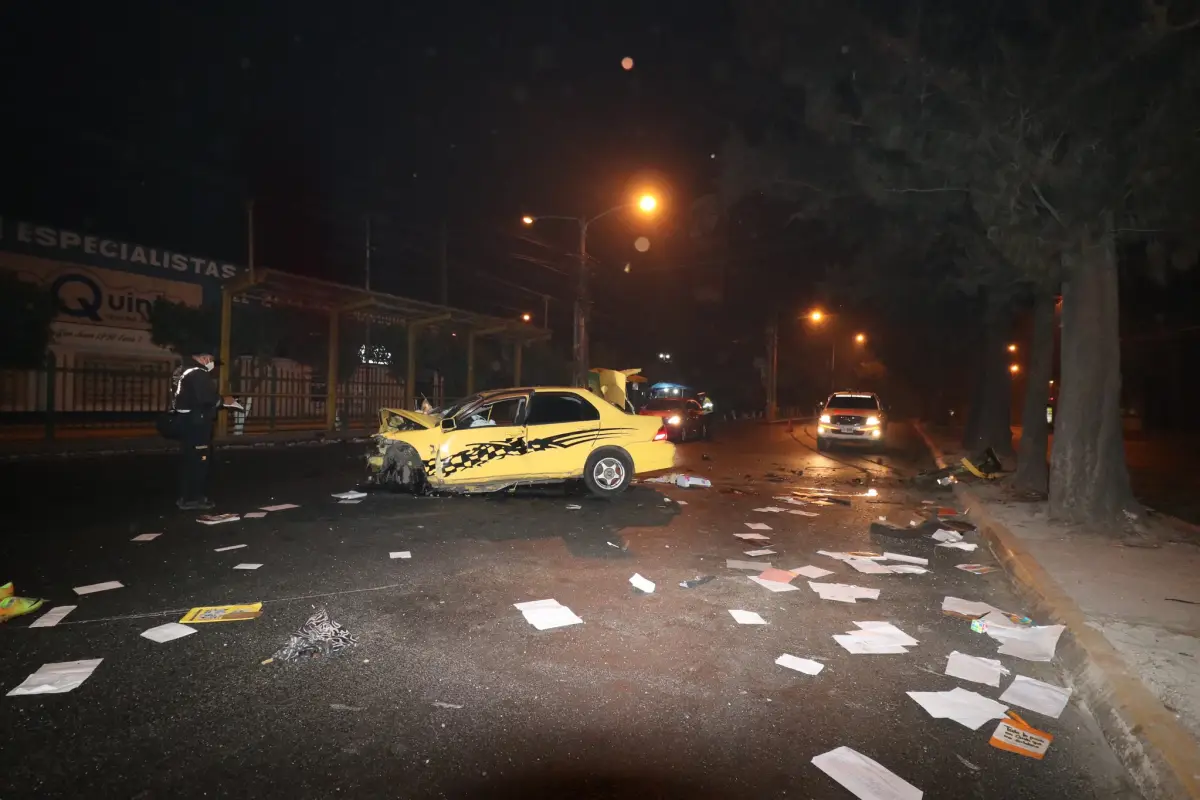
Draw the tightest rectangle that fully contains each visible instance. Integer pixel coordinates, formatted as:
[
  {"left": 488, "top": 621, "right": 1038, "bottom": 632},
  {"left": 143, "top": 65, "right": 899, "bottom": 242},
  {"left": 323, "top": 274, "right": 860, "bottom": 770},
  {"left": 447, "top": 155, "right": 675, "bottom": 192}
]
[
  {"left": 243, "top": 512, "right": 267, "bottom": 519},
  {"left": 744, "top": 548, "right": 776, "bottom": 557},
  {"left": 233, "top": 563, "right": 263, "bottom": 570},
  {"left": 390, "top": 551, "right": 412, "bottom": 559},
  {"left": 834, "top": 635, "right": 909, "bottom": 654},
  {"left": 566, "top": 504, "right": 582, "bottom": 510},
  {"left": 942, "top": 597, "right": 1000, "bottom": 618},
  {"left": 776, "top": 654, "right": 824, "bottom": 675},
  {"left": 999, "top": 675, "right": 1072, "bottom": 718},
  {"left": 131, "top": 533, "right": 160, "bottom": 542},
  {"left": 788, "top": 509, "right": 820, "bottom": 517},
  {"left": 850, "top": 621, "right": 918, "bottom": 647},
  {"left": 515, "top": 599, "right": 583, "bottom": 630},
  {"left": 675, "top": 500, "right": 688, "bottom": 506},
  {"left": 790, "top": 565, "right": 833, "bottom": 579},
  {"left": 884, "top": 564, "right": 929, "bottom": 574},
  {"left": 978, "top": 610, "right": 1023, "bottom": 630},
  {"left": 883, "top": 552, "right": 928, "bottom": 565},
  {"left": 744, "top": 522, "right": 772, "bottom": 531},
  {"left": 734, "top": 533, "right": 771, "bottom": 541},
  {"left": 7, "top": 659, "right": 104, "bottom": 696},
  {"left": 29, "top": 605, "right": 76, "bottom": 628},
  {"left": 260, "top": 504, "right": 299, "bottom": 512},
  {"left": 727, "top": 559, "right": 773, "bottom": 570},
  {"left": 989, "top": 624, "right": 1065, "bottom": 662},
  {"left": 812, "top": 746, "right": 923, "bottom": 800},
  {"left": 752, "top": 507, "right": 785, "bottom": 513},
  {"left": 749, "top": 576, "right": 801, "bottom": 593},
  {"left": 937, "top": 542, "right": 978, "bottom": 551},
  {"left": 809, "top": 582, "right": 880, "bottom": 603},
  {"left": 729, "top": 609, "right": 767, "bottom": 625},
  {"left": 73, "top": 581, "right": 123, "bottom": 595},
  {"left": 338, "top": 499, "right": 363, "bottom": 505},
  {"left": 629, "top": 573, "right": 656, "bottom": 593},
  {"left": 141, "top": 622, "right": 197, "bottom": 643},
  {"left": 907, "top": 687, "right": 1009, "bottom": 730},
  {"left": 214, "top": 544, "right": 247, "bottom": 552},
  {"left": 931, "top": 529, "right": 963, "bottom": 543},
  {"left": 197, "top": 514, "right": 240, "bottom": 525},
  {"left": 945, "top": 651, "right": 1010, "bottom": 687},
  {"left": 845, "top": 559, "right": 893, "bottom": 575},
  {"left": 332, "top": 490, "right": 367, "bottom": 500},
  {"left": 818, "top": 550, "right": 886, "bottom": 562}
]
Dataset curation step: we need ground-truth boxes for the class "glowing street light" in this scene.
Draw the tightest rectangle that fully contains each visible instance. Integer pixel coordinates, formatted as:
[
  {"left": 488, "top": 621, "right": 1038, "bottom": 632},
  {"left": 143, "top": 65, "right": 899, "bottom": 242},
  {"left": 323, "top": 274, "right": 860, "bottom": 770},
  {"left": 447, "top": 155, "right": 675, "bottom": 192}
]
[
  {"left": 637, "top": 194, "right": 658, "bottom": 213},
  {"left": 1008, "top": 343, "right": 1018, "bottom": 353},
  {"left": 855, "top": 332, "right": 866, "bottom": 344},
  {"left": 1010, "top": 363, "right": 1021, "bottom": 374},
  {"left": 521, "top": 215, "right": 534, "bottom": 225},
  {"left": 809, "top": 309, "right": 825, "bottom": 323},
  {"left": 521, "top": 313, "right": 532, "bottom": 323}
]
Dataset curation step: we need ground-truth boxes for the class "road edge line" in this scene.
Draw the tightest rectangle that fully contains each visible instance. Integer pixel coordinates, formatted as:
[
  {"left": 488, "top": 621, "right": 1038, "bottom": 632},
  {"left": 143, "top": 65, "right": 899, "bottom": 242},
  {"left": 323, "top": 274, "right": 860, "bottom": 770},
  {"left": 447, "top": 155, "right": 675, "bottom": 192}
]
[{"left": 913, "top": 420, "right": 1200, "bottom": 800}]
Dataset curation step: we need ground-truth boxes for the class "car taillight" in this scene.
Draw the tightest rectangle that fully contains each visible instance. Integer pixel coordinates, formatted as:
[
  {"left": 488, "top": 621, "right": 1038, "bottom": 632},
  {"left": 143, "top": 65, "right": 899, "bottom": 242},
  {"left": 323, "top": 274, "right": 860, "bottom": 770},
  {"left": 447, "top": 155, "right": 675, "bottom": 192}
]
[{"left": 653, "top": 426, "right": 668, "bottom": 441}]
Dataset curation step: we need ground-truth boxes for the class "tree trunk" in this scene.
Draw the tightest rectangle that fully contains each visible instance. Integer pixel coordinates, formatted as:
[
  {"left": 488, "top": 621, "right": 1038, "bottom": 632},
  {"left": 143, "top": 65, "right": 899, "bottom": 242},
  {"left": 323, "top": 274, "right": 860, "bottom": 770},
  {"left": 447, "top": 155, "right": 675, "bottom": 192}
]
[
  {"left": 1013, "top": 289, "right": 1056, "bottom": 494},
  {"left": 1049, "top": 217, "right": 1137, "bottom": 527},
  {"left": 963, "top": 294, "right": 1014, "bottom": 456}
]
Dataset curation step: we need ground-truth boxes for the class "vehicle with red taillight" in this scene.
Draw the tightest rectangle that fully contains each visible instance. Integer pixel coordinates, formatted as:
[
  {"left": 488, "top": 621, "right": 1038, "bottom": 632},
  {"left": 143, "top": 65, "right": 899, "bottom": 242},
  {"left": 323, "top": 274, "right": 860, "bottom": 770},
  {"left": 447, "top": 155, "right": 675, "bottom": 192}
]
[{"left": 637, "top": 397, "right": 710, "bottom": 442}]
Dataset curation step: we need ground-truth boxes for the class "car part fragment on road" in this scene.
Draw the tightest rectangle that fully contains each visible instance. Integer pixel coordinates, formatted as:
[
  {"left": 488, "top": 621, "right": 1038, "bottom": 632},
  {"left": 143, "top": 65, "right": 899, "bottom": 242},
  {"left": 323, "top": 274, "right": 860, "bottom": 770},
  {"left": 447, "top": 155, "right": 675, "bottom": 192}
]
[
  {"left": 629, "top": 573, "right": 655, "bottom": 593},
  {"left": 6, "top": 658, "right": 104, "bottom": 697},
  {"left": 514, "top": 599, "right": 582, "bottom": 630},
  {"left": 28, "top": 605, "right": 75, "bottom": 628},
  {"left": 73, "top": 581, "right": 123, "bottom": 595},
  {"left": 141, "top": 622, "right": 197, "bottom": 643},
  {"left": 907, "top": 688, "right": 1010, "bottom": 730},
  {"left": 775, "top": 654, "right": 824, "bottom": 675},
  {"left": 678, "top": 575, "right": 715, "bottom": 589},
  {"left": 179, "top": 602, "right": 262, "bottom": 623},
  {"left": 728, "top": 609, "right": 767, "bottom": 625},
  {"left": 944, "top": 651, "right": 1009, "bottom": 687},
  {"left": 270, "top": 607, "right": 358, "bottom": 662},
  {"left": 811, "top": 745, "right": 923, "bottom": 800}
]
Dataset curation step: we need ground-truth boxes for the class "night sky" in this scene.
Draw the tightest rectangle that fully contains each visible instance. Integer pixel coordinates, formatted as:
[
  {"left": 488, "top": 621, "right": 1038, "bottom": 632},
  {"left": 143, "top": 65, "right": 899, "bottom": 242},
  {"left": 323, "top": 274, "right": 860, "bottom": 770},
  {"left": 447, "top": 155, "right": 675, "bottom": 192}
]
[{"left": 1, "top": 2, "right": 734, "bottom": 331}]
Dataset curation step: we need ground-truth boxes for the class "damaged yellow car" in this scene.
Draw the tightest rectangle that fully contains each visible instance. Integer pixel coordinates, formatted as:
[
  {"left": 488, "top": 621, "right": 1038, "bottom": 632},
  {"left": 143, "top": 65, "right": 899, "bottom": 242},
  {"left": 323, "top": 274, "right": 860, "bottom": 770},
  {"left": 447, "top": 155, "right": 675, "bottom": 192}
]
[{"left": 366, "top": 386, "right": 677, "bottom": 496}]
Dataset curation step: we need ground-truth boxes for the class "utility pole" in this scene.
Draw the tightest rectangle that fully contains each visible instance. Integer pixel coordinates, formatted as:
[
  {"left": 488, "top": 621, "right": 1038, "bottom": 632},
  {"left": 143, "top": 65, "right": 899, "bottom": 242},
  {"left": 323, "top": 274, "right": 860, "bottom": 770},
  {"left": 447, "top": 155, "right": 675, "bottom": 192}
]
[
  {"left": 246, "top": 199, "right": 255, "bottom": 280},
  {"left": 364, "top": 215, "right": 372, "bottom": 291},
  {"left": 438, "top": 220, "right": 449, "bottom": 305},
  {"left": 829, "top": 337, "right": 836, "bottom": 394},
  {"left": 574, "top": 220, "right": 589, "bottom": 387},
  {"left": 542, "top": 294, "right": 550, "bottom": 330},
  {"left": 766, "top": 316, "right": 779, "bottom": 422}
]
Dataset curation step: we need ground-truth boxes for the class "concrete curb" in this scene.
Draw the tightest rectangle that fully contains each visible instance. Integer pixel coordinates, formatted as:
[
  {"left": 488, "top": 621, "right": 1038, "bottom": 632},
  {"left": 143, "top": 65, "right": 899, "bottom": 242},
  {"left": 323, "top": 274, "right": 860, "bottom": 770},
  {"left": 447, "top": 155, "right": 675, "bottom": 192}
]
[{"left": 913, "top": 421, "right": 1200, "bottom": 800}]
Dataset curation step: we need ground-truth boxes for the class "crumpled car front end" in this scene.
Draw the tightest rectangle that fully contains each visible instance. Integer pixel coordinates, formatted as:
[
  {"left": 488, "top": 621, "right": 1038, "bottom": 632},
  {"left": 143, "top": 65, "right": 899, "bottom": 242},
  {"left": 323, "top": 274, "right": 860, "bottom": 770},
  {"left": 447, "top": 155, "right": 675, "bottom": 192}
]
[{"left": 366, "top": 408, "right": 440, "bottom": 490}]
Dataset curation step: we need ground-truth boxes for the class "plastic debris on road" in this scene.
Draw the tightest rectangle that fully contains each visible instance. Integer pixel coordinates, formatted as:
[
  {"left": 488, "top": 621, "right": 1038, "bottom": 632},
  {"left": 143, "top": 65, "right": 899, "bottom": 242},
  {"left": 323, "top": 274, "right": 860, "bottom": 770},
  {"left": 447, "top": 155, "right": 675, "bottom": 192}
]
[
  {"left": 6, "top": 658, "right": 104, "bottom": 697},
  {"left": 514, "top": 599, "right": 583, "bottom": 630},
  {"left": 728, "top": 609, "right": 767, "bottom": 625},
  {"left": 629, "top": 573, "right": 656, "bottom": 593},
  {"left": 676, "top": 475, "right": 711, "bottom": 488},
  {"left": 141, "top": 622, "right": 197, "bottom": 643},
  {"left": 944, "top": 651, "right": 1009, "bottom": 687},
  {"left": 270, "top": 607, "right": 358, "bottom": 662},
  {"left": 811, "top": 746, "right": 923, "bottom": 800},
  {"left": 999, "top": 675, "right": 1072, "bottom": 718},
  {"left": 179, "top": 602, "right": 262, "bottom": 623},
  {"left": 907, "top": 687, "right": 1010, "bottom": 730},
  {"left": 679, "top": 575, "right": 715, "bottom": 589},
  {"left": 73, "top": 581, "right": 123, "bottom": 595},
  {"left": 776, "top": 654, "right": 824, "bottom": 675},
  {"left": 931, "top": 529, "right": 963, "bottom": 543}
]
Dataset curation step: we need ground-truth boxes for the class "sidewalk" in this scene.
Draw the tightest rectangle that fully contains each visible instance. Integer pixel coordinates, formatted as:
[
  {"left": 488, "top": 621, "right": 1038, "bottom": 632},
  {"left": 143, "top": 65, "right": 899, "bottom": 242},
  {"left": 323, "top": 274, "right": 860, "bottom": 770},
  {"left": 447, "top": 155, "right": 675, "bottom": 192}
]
[
  {"left": 916, "top": 422, "right": 1200, "bottom": 800},
  {"left": 0, "top": 427, "right": 374, "bottom": 460}
]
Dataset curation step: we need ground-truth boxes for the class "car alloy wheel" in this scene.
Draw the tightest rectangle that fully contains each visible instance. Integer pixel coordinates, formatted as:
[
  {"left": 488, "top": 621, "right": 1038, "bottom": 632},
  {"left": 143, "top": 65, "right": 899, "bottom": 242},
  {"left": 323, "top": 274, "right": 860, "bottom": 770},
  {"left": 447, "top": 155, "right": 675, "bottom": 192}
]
[{"left": 592, "top": 456, "right": 626, "bottom": 491}]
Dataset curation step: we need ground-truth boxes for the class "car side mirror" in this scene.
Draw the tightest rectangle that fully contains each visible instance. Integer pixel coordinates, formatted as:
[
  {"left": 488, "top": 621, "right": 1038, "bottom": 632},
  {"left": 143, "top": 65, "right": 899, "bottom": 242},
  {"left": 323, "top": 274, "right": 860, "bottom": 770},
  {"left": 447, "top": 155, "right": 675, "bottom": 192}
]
[{"left": 441, "top": 417, "right": 457, "bottom": 431}]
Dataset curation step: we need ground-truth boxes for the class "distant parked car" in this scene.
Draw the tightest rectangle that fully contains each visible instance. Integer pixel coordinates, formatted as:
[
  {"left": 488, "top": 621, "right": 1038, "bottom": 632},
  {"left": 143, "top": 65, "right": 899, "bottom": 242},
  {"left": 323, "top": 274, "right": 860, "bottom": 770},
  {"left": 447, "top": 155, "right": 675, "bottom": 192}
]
[{"left": 638, "top": 397, "right": 710, "bottom": 442}]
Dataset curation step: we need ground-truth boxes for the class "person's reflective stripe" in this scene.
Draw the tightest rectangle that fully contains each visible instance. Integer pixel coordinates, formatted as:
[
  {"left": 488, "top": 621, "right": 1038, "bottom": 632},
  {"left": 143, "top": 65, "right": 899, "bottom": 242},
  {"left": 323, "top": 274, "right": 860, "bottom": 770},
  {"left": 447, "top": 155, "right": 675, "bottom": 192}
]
[{"left": 172, "top": 367, "right": 202, "bottom": 412}]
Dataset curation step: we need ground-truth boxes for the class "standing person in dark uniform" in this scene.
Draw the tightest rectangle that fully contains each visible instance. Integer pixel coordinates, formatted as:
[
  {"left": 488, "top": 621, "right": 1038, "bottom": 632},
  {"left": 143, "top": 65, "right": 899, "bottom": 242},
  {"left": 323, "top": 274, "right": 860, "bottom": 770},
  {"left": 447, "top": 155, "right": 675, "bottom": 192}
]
[{"left": 171, "top": 351, "right": 236, "bottom": 510}]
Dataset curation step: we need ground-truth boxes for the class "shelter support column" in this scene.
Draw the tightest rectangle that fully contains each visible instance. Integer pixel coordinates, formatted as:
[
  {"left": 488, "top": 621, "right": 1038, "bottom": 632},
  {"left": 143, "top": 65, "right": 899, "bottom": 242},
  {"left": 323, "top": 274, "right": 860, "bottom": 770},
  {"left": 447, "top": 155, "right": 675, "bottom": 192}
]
[
  {"left": 326, "top": 311, "right": 339, "bottom": 431},
  {"left": 217, "top": 286, "right": 233, "bottom": 438}
]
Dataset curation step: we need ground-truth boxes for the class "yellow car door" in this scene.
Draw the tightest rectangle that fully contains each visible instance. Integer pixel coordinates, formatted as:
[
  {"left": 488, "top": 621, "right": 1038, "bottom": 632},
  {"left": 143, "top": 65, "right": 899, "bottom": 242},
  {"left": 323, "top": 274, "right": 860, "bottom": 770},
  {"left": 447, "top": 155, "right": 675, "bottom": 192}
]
[
  {"left": 517, "top": 390, "right": 603, "bottom": 480},
  {"left": 434, "top": 393, "right": 531, "bottom": 489}
]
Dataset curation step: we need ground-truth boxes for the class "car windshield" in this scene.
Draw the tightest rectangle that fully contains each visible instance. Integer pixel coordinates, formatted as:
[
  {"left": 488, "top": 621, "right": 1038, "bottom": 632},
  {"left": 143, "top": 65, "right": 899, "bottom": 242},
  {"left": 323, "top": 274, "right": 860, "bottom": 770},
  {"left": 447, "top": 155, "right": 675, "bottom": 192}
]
[
  {"left": 643, "top": 398, "right": 683, "bottom": 411},
  {"left": 827, "top": 395, "right": 879, "bottom": 411}
]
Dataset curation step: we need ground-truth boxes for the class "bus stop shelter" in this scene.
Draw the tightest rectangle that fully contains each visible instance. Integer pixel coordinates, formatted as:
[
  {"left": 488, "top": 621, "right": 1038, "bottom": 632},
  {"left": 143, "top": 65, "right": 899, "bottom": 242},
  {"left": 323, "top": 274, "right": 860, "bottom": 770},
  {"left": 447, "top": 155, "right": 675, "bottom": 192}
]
[{"left": 215, "top": 268, "right": 550, "bottom": 437}]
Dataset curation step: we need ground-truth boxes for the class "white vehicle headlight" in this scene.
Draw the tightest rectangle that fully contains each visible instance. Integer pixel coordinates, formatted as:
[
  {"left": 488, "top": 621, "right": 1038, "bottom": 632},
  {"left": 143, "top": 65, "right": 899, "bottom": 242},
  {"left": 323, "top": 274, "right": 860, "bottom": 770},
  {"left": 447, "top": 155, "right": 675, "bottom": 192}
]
[
  {"left": 819, "top": 414, "right": 831, "bottom": 424},
  {"left": 667, "top": 415, "right": 682, "bottom": 425},
  {"left": 866, "top": 416, "right": 880, "bottom": 426}
]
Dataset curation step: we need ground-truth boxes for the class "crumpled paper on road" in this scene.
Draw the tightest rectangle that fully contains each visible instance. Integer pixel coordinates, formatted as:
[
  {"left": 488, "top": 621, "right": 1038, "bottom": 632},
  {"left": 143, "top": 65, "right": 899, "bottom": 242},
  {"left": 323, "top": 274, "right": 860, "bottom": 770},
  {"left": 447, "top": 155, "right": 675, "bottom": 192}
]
[{"left": 270, "top": 607, "right": 358, "bottom": 663}]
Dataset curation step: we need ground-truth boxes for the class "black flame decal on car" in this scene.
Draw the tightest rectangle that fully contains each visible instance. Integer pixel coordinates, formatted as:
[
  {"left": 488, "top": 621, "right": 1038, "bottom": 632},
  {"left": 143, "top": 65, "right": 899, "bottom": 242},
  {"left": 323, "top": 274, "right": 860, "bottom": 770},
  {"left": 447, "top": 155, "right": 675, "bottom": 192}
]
[{"left": 426, "top": 428, "right": 636, "bottom": 477}]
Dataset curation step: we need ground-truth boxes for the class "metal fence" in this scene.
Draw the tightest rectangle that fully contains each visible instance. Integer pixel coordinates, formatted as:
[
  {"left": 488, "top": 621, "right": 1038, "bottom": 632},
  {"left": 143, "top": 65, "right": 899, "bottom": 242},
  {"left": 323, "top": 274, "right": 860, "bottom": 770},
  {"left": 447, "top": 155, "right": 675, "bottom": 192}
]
[{"left": 0, "top": 356, "right": 415, "bottom": 443}]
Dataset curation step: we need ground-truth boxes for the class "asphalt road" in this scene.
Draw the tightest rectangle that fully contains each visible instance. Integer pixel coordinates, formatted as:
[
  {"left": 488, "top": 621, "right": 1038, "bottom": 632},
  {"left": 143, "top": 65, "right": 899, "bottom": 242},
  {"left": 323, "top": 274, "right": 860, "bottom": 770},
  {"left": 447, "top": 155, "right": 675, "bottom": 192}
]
[{"left": 0, "top": 422, "right": 1139, "bottom": 799}]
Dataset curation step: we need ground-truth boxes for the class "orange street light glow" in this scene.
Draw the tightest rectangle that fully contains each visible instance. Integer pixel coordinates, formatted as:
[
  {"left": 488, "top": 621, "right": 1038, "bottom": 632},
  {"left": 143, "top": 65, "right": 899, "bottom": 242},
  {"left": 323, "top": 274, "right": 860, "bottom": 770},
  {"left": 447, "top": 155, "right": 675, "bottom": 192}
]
[
  {"left": 855, "top": 333, "right": 866, "bottom": 344},
  {"left": 521, "top": 215, "right": 534, "bottom": 225},
  {"left": 1010, "top": 363, "right": 1021, "bottom": 374},
  {"left": 521, "top": 313, "right": 532, "bottom": 323},
  {"left": 1008, "top": 343, "right": 1017, "bottom": 352},
  {"left": 809, "top": 310, "right": 824, "bottom": 323},
  {"left": 637, "top": 194, "right": 657, "bottom": 213}
]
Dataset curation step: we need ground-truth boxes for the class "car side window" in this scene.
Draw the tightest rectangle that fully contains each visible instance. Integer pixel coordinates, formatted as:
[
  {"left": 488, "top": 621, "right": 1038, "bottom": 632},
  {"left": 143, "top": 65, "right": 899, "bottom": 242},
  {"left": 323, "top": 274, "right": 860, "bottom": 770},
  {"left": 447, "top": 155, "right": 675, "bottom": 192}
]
[
  {"left": 526, "top": 393, "right": 600, "bottom": 425},
  {"left": 464, "top": 396, "right": 525, "bottom": 427}
]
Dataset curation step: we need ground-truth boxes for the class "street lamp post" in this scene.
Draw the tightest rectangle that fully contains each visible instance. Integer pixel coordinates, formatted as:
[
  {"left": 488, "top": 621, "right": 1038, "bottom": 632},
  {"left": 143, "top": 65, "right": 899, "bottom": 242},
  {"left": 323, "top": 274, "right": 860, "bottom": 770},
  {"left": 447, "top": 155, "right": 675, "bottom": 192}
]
[
  {"left": 523, "top": 194, "right": 657, "bottom": 387},
  {"left": 807, "top": 310, "right": 867, "bottom": 394}
]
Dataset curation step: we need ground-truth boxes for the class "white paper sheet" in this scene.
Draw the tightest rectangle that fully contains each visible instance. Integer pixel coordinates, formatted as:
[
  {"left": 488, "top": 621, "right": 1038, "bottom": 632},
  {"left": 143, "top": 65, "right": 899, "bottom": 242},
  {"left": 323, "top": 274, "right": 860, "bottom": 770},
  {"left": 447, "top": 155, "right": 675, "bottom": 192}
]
[
  {"left": 141, "top": 622, "right": 197, "bottom": 643},
  {"left": 338, "top": 499, "right": 363, "bottom": 504},
  {"left": 514, "top": 599, "right": 563, "bottom": 611},
  {"left": 131, "top": 533, "right": 160, "bottom": 542},
  {"left": 834, "top": 635, "right": 908, "bottom": 654},
  {"left": 629, "top": 573, "right": 656, "bottom": 593},
  {"left": 73, "top": 581, "right": 123, "bottom": 595},
  {"left": 260, "top": 504, "right": 299, "bottom": 511},
  {"left": 883, "top": 552, "right": 928, "bottom": 565},
  {"left": 675, "top": 500, "right": 688, "bottom": 506},
  {"left": 999, "top": 675, "right": 1072, "bottom": 718},
  {"left": 850, "top": 621, "right": 919, "bottom": 647},
  {"left": 787, "top": 509, "right": 820, "bottom": 517},
  {"left": 729, "top": 609, "right": 767, "bottom": 625},
  {"left": 845, "top": 559, "right": 893, "bottom": 575},
  {"left": 931, "top": 529, "right": 963, "bottom": 543},
  {"left": 945, "top": 651, "right": 1009, "bottom": 687},
  {"left": 243, "top": 512, "right": 267, "bottom": 519},
  {"left": 332, "top": 491, "right": 368, "bottom": 500},
  {"left": 29, "top": 605, "right": 76, "bottom": 628},
  {"left": 809, "top": 582, "right": 881, "bottom": 603},
  {"left": 818, "top": 550, "right": 886, "bottom": 562},
  {"left": 790, "top": 565, "right": 833, "bottom": 579},
  {"left": 744, "top": 522, "right": 772, "bottom": 531},
  {"left": 812, "top": 746, "right": 923, "bottom": 800},
  {"left": 727, "top": 559, "right": 773, "bottom": 570},
  {"left": 734, "top": 533, "right": 771, "bottom": 541},
  {"left": 941, "top": 596, "right": 1000, "bottom": 618},
  {"left": 752, "top": 507, "right": 785, "bottom": 513},
  {"left": 744, "top": 548, "right": 776, "bottom": 557},
  {"left": 937, "top": 542, "right": 978, "bottom": 551},
  {"left": 990, "top": 624, "right": 1065, "bottom": 662},
  {"left": 214, "top": 544, "right": 247, "bottom": 552},
  {"left": 390, "top": 551, "right": 412, "bottom": 559},
  {"left": 907, "top": 688, "right": 1009, "bottom": 730},
  {"left": 233, "top": 563, "right": 263, "bottom": 570},
  {"left": 7, "top": 659, "right": 103, "bottom": 696},
  {"left": 884, "top": 564, "right": 929, "bottom": 574},
  {"left": 776, "top": 654, "right": 824, "bottom": 675},
  {"left": 522, "top": 606, "right": 583, "bottom": 630},
  {"left": 748, "top": 576, "right": 801, "bottom": 593}
]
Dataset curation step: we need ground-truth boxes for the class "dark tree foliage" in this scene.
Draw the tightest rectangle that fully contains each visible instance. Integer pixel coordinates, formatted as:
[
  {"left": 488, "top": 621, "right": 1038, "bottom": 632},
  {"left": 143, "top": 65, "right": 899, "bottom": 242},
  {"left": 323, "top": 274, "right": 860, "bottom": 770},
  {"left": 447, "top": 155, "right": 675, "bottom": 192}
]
[{"left": 0, "top": 273, "right": 55, "bottom": 368}]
